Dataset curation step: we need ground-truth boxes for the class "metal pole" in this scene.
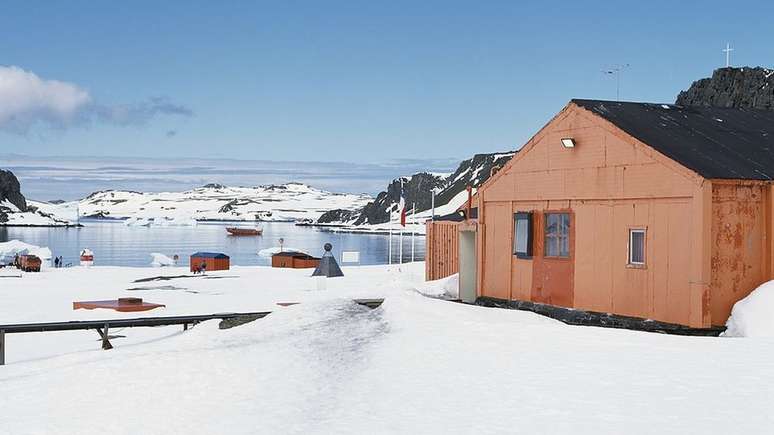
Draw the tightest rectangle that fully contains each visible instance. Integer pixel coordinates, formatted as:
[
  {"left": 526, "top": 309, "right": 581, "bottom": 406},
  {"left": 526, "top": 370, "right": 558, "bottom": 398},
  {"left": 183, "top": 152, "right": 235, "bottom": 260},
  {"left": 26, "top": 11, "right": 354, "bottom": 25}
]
[
  {"left": 388, "top": 222, "right": 392, "bottom": 265},
  {"left": 399, "top": 225, "right": 403, "bottom": 265},
  {"left": 399, "top": 179, "right": 403, "bottom": 265},
  {"left": 431, "top": 190, "right": 435, "bottom": 221},
  {"left": 101, "top": 323, "right": 113, "bottom": 350},
  {"left": 0, "top": 330, "right": 5, "bottom": 366},
  {"left": 412, "top": 205, "right": 417, "bottom": 280}
]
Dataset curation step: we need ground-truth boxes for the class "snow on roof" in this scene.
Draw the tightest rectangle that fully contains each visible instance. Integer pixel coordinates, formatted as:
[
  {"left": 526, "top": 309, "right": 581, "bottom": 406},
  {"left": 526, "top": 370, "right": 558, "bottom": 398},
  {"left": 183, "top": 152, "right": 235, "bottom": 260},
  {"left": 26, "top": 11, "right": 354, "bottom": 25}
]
[{"left": 191, "top": 252, "right": 229, "bottom": 259}]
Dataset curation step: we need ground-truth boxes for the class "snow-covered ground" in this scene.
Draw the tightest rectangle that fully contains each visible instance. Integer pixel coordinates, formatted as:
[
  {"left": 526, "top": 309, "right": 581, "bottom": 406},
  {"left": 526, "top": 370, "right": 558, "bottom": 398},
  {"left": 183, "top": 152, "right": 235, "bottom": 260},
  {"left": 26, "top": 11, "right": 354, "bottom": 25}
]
[
  {"left": 2, "top": 264, "right": 774, "bottom": 434},
  {"left": 0, "top": 199, "right": 75, "bottom": 227},
  {"left": 78, "top": 182, "right": 372, "bottom": 223}
]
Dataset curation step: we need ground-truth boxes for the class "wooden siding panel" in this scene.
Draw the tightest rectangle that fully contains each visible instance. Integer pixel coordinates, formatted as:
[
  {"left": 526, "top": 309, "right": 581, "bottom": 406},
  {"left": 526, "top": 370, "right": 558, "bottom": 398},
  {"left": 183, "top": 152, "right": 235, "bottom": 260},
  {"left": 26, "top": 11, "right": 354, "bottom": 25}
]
[
  {"left": 425, "top": 221, "right": 460, "bottom": 281},
  {"left": 482, "top": 203, "right": 512, "bottom": 299},
  {"left": 572, "top": 203, "right": 597, "bottom": 311},
  {"left": 711, "top": 183, "right": 767, "bottom": 324},
  {"left": 666, "top": 202, "right": 692, "bottom": 324}
]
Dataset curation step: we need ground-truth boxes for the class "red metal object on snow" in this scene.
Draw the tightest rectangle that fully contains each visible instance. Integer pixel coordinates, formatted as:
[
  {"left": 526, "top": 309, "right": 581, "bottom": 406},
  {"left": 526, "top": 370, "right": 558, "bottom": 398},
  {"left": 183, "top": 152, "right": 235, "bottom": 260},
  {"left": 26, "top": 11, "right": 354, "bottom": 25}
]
[{"left": 73, "top": 298, "right": 165, "bottom": 312}]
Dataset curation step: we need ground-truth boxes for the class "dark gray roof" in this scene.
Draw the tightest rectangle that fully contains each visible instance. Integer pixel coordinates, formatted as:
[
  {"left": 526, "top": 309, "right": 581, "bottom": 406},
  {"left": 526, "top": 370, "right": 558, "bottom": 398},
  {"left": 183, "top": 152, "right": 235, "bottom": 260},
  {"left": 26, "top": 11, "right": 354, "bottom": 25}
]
[
  {"left": 572, "top": 99, "right": 774, "bottom": 180},
  {"left": 191, "top": 252, "right": 229, "bottom": 259}
]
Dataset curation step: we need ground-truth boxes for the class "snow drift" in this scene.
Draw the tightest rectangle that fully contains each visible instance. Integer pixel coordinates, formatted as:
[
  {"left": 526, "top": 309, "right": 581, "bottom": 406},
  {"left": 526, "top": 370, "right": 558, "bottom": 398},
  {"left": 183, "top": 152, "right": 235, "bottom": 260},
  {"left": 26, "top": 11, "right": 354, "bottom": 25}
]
[
  {"left": 414, "top": 273, "right": 459, "bottom": 299},
  {"left": 723, "top": 280, "right": 774, "bottom": 337},
  {"left": 0, "top": 239, "right": 52, "bottom": 265},
  {"left": 150, "top": 253, "right": 177, "bottom": 267}
]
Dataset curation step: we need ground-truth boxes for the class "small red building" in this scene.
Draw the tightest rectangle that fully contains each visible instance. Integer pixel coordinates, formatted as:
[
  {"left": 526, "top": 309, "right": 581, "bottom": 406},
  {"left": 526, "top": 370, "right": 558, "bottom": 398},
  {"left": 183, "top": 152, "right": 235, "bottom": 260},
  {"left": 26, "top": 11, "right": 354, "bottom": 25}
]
[
  {"left": 190, "top": 252, "right": 230, "bottom": 272},
  {"left": 271, "top": 251, "right": 320, "bottom": 269},
  {"left": 18, "top": 255, "right": 42, "bottom": 272}
]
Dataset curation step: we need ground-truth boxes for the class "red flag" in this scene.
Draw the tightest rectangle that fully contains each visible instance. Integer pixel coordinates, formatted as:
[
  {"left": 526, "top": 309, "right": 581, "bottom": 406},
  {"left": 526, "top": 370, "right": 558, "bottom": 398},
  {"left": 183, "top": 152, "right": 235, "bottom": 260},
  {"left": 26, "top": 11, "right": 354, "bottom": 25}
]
[{"left": 399, "top": 195, "right": 406, "bottom": 227}]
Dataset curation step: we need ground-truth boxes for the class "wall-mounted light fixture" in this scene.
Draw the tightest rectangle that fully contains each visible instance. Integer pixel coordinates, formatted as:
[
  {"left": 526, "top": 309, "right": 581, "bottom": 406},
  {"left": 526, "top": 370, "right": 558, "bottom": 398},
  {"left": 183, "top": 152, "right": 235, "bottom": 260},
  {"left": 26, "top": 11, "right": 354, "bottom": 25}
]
[{"left": 561, "top": 137, "right": 576, "bottom": 148}]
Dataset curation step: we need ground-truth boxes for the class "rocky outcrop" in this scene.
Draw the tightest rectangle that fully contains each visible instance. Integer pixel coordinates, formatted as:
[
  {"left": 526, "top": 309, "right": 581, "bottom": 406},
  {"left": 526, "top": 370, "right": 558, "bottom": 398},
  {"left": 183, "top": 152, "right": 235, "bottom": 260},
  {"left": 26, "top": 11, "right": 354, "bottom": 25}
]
[
  {"left": 317, "top": 208, "right": 360, "bottom": 224},
  {"left": 0, "top": 170, "right": 28, "bottom": 212},
  {"left": 434, "top": 152, "right": 514, "bottom": 208},
  {"left": 676, "top": 67, "right": 774, "bottom": 110},
  {"left": 318, "top": 151, "right": 515, "bottom": 225}
]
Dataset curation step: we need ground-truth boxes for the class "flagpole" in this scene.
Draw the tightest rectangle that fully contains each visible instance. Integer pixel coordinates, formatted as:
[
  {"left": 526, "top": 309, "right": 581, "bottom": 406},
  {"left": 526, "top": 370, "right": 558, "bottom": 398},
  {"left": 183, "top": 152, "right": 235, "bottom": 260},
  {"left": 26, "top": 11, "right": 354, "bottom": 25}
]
[
  {"left": 388, "top": 219, "right": 392, "bottom": 265},
  {"left": 411, "top": 203, "right": 415, "bottom": 263},
  {"left": 431, "top": 190, "right": 435, "bottom": 221},
  {"left": 399, "top": 179, "right": 404, "bottom": 267}
]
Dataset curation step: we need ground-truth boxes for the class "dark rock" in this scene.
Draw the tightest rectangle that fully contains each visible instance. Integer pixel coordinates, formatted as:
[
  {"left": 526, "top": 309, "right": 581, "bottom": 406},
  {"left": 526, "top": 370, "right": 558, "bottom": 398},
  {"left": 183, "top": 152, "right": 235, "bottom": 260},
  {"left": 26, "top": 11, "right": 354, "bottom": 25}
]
[
  {"left": 434, "top": 152, "right": 514, "bottom": 208},
  {"left": 351, "top": 172, "right": 447, "bottom": 225},
  {"left": 317, "top": 208, "right": 360, "bottom": 224},
  {"left": 317, "top": 151, "right": 515, "bottom": 225},
  {"left": 0, "top": 170, "right": 27, "bottom": 212},
  {"left": 676, "top": 66, "right": 774, "bottom": 110}
]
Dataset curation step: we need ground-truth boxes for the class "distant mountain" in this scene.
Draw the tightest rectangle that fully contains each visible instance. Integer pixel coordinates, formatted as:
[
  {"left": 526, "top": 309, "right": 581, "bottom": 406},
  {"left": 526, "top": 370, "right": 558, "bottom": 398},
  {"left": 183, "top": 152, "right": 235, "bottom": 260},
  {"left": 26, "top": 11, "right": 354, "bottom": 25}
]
[
  {"left": 79, "top": 182, "right": 372, "bottom": 223},
  {"left": 676, "top": 66, "right": 774, "bottom": 110},
  {"left": 0, "top": 169, "right": 73, "bottom": 226},
  {"left": 318, "top": 151, "right": 515, "bottom": 225}
]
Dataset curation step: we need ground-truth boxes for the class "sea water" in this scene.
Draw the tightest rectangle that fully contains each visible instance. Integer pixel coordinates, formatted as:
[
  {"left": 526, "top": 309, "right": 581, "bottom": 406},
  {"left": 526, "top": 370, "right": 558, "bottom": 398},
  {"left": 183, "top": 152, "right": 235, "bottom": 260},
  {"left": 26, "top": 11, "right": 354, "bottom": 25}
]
[{"left": 0, "top": 219, "right": 425, "bottom": 267}]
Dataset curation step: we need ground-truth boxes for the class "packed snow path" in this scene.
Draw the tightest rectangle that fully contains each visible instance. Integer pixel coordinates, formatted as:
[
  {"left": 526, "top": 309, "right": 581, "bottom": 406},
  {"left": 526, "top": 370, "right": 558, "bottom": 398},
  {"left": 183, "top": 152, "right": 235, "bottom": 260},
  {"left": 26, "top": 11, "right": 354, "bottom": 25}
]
[{"left": 1, "top": 264, "right": 774, "bottom": 434}]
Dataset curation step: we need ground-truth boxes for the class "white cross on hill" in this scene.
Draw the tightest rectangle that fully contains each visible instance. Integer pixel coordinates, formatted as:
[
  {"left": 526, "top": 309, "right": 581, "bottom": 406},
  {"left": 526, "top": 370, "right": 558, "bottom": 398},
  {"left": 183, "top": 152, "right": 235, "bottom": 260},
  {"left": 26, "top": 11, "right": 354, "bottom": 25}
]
[{"left": 723, "top": 43, "right": 734, "bottom": 67}]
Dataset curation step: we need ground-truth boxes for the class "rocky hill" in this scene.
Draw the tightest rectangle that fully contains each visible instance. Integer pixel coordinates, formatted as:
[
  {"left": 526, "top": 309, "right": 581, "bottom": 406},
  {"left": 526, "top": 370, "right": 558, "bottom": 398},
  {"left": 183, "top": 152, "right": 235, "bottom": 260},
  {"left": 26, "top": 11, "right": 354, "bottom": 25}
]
[
  {"left": 0, "top": 169, "right": 28, "bottom": 213},
  {"left": 0, "top": 169, "right": 73, "bottom": 226},
  {"left": 318, "top": 151, "right": 515, "bottom": 226},
  {"left": 676, "top": 66, "right": 774, "bottom": 110}
]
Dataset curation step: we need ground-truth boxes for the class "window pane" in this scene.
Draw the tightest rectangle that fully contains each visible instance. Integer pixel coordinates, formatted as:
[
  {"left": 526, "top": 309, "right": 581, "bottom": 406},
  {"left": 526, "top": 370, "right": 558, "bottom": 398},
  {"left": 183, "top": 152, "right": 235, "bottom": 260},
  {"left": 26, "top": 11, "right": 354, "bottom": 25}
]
[
  {"left": 630, "top": 230, "right": 645, "bottom": 264},
  {"left": 515, "top": 219, "right": 528, "bottom": 253},
  {"left": 544, "top": 213, "right": 570, "bottom": 257},
  {"left": 560, "top": 214, "right": 569, "bottom": 256}
]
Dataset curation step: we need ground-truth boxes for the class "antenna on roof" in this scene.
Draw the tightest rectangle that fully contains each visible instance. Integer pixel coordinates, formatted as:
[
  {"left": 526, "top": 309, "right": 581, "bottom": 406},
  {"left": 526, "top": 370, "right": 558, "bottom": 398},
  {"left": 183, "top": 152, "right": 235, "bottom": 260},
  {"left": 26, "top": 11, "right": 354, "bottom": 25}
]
[
  {"left": 602, "top": 63, "right": 630, "bottom": 102},
  {"left": 722, "top": 42, "right": 734, "bottom": 67}
]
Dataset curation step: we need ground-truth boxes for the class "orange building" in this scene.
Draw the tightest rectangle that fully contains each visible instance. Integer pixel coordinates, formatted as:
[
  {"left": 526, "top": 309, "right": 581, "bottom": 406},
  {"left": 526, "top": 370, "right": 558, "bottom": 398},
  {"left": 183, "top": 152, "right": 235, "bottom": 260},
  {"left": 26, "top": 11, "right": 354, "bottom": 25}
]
[
  {"left": 271, "top": 251, "right": 321, "bottom": 269},
  {"left": 432, "top": 99, "right": 774, "bottom": 328},
  {"left": 190, "top": 252, "right": 230, "bottom": 272}
]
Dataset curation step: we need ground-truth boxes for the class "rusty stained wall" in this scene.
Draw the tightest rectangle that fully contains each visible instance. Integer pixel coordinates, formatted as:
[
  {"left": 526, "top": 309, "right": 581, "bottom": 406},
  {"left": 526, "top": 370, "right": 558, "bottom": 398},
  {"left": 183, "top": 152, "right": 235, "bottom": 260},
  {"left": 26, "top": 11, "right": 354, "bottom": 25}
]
[
  {"left": 425, "top": 220, "right": 460, "bottom": 281},
  {"left": 710, "top": 182, "right": 768, "bottom": 324},
  {"left": 479, "top": 103, "right": 707, "bottom": 326}
]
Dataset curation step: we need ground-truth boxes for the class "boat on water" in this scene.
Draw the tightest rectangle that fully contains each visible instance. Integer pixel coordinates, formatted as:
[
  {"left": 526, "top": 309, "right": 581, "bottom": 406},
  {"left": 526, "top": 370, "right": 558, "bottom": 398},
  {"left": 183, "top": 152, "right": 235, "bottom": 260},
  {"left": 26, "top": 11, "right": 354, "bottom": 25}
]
[{"left": 226, "top": 227, "right": 263, "bottom": 236}]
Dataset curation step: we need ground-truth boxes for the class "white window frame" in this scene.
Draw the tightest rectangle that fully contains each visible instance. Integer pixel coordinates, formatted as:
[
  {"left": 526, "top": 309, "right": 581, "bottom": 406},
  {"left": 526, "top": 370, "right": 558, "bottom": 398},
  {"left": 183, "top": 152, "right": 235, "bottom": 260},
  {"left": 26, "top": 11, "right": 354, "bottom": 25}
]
[{"left": 628, "top": 228, "right": 646, "bottom": 266}]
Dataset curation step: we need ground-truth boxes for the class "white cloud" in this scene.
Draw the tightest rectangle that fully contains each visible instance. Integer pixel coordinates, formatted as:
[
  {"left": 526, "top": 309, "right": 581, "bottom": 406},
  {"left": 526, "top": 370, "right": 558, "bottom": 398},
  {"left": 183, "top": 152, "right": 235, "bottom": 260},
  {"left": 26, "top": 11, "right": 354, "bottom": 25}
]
[
  {"left": 0, "top": 65, "right": 192, "bottom": 133},
  {"left": 0, "top": 65, "right": 91, "bottom": 132}
]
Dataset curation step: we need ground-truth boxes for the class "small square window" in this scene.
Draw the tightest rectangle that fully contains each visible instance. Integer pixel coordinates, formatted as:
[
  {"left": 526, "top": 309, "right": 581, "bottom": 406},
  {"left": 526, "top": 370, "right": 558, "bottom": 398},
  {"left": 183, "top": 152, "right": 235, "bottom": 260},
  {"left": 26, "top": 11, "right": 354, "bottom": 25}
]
[
  {"left": 629, "top": 229, "right": 646, "bottom": 265},
  {"left": 513, "top": 212, "right": 533, "bottom": 258}
]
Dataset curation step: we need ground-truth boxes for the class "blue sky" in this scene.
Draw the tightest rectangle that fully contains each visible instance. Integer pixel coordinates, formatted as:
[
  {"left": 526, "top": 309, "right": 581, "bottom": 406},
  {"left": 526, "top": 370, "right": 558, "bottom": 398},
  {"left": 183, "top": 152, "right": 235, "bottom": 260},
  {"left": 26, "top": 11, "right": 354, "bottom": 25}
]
[{"left": 1, "top": 0, "right": 773, "bottom": 164}]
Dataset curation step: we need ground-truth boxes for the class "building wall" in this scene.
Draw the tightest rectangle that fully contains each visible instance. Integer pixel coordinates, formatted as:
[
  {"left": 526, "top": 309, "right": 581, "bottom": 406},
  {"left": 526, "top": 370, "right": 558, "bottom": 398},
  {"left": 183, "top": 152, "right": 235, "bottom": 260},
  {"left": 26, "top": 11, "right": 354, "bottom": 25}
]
[
  {"left": 425, "top": 220, "right": 460, "bottom": 281},
  {"left": 478, "top": 103, "right": 711, "bottom": 327},
  {"left": 710, "top": 182, "right": 769, "bottom": 324},
  {"left": 190, "top": 257, "right": 230, "bottom": 272}
]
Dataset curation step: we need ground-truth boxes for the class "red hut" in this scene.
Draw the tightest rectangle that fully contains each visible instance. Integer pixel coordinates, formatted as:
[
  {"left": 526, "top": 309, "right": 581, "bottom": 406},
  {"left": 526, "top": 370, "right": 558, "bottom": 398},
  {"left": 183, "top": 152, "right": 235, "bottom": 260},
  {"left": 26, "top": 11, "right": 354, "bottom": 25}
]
[
  {"left": 190, "top": 252, "right": 230, "bottom": 273},
  {"left": 271, "top": 251, "right": 320, "bottom": 269}
]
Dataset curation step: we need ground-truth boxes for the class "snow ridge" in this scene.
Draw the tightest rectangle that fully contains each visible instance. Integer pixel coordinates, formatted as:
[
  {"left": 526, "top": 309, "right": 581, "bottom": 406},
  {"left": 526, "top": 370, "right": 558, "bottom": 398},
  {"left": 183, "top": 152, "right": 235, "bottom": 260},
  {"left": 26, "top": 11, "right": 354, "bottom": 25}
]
[{"left": 79, "top": 182, "right": 372, "bottom": 223}]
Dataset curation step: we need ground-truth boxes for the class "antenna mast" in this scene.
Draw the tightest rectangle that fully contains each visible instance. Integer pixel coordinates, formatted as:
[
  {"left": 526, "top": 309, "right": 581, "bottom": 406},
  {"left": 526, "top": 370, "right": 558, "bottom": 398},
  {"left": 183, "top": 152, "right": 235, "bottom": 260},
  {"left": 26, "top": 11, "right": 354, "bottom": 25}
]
[{"left": 602, "top": 64, "right": 630, "bottom": 101}]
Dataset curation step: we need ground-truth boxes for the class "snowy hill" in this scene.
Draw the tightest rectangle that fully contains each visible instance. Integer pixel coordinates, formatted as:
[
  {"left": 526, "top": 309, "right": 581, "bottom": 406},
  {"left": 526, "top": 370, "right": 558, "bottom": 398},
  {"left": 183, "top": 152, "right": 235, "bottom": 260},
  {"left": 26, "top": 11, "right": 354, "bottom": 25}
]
[
  {"left": 79, "top": 182, "right": 372, "bottom": 223},
  {"left": 0, "top": 169, "right": 75, "bottom": 227},
  {"left": 317, "top": 151, "right": 515, "bottom": 232}
]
